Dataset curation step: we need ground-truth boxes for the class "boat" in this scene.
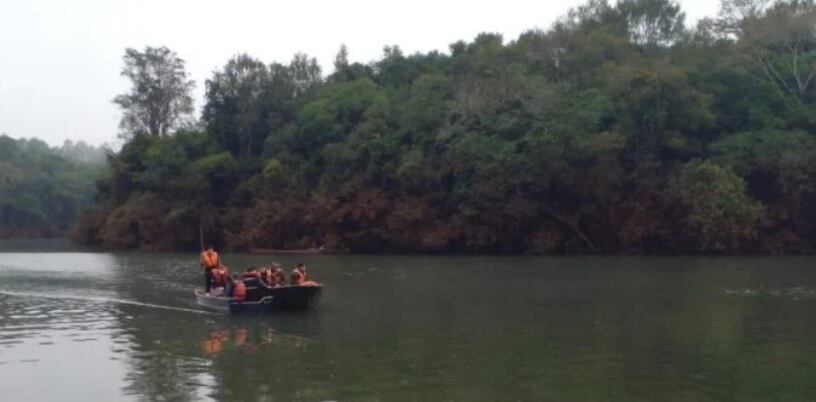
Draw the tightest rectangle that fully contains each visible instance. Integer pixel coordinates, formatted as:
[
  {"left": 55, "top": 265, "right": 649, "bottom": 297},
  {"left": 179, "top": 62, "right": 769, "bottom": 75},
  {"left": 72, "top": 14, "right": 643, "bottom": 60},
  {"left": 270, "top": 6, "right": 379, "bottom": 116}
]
[
  {"left": 195, "top": 284, "right": 324, "bottom": 313},
  {"left": 249, "top": 247, "right": 324, "bottom": 255}
]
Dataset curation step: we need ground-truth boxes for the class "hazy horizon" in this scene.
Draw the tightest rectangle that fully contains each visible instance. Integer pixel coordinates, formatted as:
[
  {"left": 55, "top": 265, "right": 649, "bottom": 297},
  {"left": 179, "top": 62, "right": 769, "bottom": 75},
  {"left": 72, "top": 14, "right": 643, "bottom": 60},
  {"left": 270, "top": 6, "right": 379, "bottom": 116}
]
[{"left": 1, "top": 0, "right": 719, "bottom": 147}]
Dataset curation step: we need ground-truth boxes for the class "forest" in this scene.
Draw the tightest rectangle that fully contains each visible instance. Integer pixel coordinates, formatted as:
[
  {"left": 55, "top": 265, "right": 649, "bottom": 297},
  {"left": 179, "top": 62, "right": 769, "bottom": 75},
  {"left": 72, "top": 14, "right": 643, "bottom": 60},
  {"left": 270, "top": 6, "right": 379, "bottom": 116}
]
[
  {"left": 74, "top": 0, "right": 816, "bottom": 253},
  {"left": 0, "top": 136, "right": 106, "bottom": 237}
]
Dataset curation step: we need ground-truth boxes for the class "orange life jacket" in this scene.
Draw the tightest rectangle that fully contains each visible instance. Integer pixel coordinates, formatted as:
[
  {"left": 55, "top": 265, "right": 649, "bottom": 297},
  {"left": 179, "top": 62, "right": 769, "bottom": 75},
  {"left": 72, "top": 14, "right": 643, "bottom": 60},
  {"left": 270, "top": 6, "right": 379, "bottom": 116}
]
[
  {"left": 200, "top": 250, "right": 220, "bottom": 269},
  {"left": 232, "top": 280, "right": 246, "bottom": 301},
  {"left": 212, "top": 266, "right": 229, "bottom": 287}
]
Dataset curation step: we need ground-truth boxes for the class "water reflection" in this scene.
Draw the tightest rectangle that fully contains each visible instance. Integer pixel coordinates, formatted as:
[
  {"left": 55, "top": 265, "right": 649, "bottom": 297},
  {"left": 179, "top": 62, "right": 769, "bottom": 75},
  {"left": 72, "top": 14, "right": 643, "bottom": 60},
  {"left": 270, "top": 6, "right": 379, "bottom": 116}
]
[
  {"left": 0, "top": 292, "right": 132, "bottom": 400},
  {"left": 201, "top": 325, "right": 311, "bottom": 358},
  {"left": 3, "top": 252, "right": 816, "bottom": 401},
  {"left": 104, "top": 253, "right": 326, "bottom": 401}
]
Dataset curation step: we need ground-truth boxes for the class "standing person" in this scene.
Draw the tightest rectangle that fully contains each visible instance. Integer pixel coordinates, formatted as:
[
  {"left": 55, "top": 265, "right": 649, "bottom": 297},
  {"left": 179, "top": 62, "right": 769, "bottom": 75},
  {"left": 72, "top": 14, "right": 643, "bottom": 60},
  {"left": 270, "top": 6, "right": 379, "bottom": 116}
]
[{"left": 200, "top": 245, "right": 220, "bottom": 293}]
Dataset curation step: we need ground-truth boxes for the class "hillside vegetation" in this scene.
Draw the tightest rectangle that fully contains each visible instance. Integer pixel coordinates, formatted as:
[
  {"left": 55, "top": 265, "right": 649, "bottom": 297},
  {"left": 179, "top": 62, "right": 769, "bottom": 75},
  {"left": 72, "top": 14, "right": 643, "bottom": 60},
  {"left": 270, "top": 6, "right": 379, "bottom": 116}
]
[
  {"left": 78, "top": 0, "right": 816, "bottom": 253},
  {"left": 0, "top": 135, "right": 107, "bottom": 237}
]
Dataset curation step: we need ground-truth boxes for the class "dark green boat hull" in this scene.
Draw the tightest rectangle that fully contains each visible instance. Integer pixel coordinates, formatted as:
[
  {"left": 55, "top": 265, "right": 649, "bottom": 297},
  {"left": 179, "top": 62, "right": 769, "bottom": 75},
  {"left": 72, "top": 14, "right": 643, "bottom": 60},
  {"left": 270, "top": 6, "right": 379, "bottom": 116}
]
[{"left": 195, "top": 285, "right": 323, "bottom": 313}]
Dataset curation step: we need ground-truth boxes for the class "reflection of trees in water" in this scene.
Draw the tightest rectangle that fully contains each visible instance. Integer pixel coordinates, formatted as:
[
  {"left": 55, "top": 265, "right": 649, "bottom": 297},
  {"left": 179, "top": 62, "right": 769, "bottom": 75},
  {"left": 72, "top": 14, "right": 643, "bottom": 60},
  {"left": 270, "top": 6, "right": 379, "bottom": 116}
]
[
  {"left": 200, "top": 325, "right": 311, "bottom": 357},
  {"left": 112, "top": 300, "right": 324, "bottom": 401},
  {"left": 105, "top": 253, "right": 328, "bottom": 401},
  {"left": 107, "top": 254, "right": 214, "bottom": 401},
  {"left": 115, "top": 306, "right": 214, "bottom": 401},
  {"left": 203, "top": 314, "right": 324, "bottom": 401}
]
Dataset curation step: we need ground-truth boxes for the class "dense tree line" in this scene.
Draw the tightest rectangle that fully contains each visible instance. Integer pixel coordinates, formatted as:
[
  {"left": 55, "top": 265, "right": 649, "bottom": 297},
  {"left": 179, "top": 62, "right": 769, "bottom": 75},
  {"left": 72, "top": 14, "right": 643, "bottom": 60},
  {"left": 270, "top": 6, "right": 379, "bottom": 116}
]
[
  {"left": 77, "top": 0, "right": 816, "bottom": 253},
  {"left": 0, "top": 135, "right": 106, "bottom": 237}
]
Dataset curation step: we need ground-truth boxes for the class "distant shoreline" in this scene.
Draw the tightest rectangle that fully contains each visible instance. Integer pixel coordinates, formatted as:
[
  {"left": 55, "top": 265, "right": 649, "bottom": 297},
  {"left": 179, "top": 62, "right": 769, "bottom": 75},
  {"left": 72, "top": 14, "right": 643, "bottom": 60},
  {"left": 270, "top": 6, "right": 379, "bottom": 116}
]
[
  {"left": 0, "top": 238, "right": 78, "bottom": 252},
  {"left": 1, "top": 238, "right": 812, "bottom": 257}
]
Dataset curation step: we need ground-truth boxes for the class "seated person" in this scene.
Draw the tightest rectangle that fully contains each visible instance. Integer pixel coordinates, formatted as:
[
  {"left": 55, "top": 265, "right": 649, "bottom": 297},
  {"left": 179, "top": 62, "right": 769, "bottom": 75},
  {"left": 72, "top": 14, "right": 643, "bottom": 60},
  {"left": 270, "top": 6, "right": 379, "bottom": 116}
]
[
  {"left": 258, "top": 267, "right": 271, "bottom": 286},
  {"left": 241, "top": 266, "right": 263, "bottom": 287},
  {"left": 270, "top": 264, "right": 285, "bottom": 287},
  {"left": 290, "top": 262, "right": 318, "bottom": 286},
  {"left": 227, "top": 273, "right": 247, "bottom": 301},
  {"left": 210, "top": 265, "right": 230, "bottom": 293}
]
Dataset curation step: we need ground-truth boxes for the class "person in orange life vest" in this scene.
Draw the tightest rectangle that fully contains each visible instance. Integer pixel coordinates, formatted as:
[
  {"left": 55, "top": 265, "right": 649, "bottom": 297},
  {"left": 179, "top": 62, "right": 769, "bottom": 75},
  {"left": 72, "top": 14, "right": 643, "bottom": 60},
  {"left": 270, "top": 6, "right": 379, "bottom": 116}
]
[
  {"left": 240, "top": 266, "right": 262, "bottom": 288},
  {"left": 257, "top": 267, "right": 270, "bottom": 286},
  {"left": 257, "top": 265, "right": 283, "bottom": 287},
  {"left": 257, "top": 264, "right": 275, "bottom": 286},
  {"left": 200, "top": 245, "right": 221, "bottom": 293},
  {"left": 289, "top": 262, "right": 306, "bottom": 286},
  {"left": 200, "top": 245, "right": 219, "bottom": 268},
  {"left": 269, "top": 264, "right": 285, "bottom": 287},
  {"left": 211, "top": 265, "right": 229, "bottom": 289},
  {"left": 227, "top": 273, "right": 247, "bottom": 301},
  {"left": 290, "top": 262, "right": 318, "bottom": 286}
]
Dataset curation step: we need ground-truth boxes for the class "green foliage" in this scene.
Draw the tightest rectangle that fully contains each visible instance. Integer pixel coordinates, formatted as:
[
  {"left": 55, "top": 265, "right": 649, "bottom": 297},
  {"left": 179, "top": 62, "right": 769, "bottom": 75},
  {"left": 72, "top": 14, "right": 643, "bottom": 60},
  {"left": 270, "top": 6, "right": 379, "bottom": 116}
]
[
  {"left": 618, "top": 0, "right": 686, "bottom": 46},
  {"left": 79, "top": 0, "right": 816, "bottom": 254},
  {"left": 668, "top": 160, "right": 764, "bottom": 251},
  {"left": 710, "top": 129, "right": 816, "bottom": 175},
  {"left": 191, "top": 152, "right": 238, "bottom": 177},
  {"left": 0, "top": 135, "right": 104, "bottom": 237}
]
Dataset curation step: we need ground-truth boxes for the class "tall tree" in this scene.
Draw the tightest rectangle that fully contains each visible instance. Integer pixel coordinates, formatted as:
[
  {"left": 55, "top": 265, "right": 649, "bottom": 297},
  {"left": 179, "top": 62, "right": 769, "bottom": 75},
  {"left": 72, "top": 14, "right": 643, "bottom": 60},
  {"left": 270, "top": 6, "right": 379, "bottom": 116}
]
[
  {"left": 713, "top": 0, "right": 770, "bottom": 36},
  {"left": 740, "top": 0, "right": 816, "bottom": 100},
  {"left": 113, "top": 46, "right": 195, "bottom": 139},
  {"left": 334, "top": 44, "right": 349, "bottom": 72},
  {"left": 203, "top": 54, "right": 270, "bottom": 156},
  {"left": 618, "top": 0, "right": 686, "bottom": 46},
  {"left": 289, "top": 53, "right": 322, "bottom": 97}
]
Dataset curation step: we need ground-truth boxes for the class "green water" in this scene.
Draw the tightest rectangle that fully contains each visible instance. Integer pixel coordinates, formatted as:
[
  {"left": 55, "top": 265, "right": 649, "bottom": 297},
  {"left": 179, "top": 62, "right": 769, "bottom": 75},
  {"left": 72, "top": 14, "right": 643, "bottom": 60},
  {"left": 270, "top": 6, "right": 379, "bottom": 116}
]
[{"left": 1, "top": 251, "right": 816, "bottom": 401}]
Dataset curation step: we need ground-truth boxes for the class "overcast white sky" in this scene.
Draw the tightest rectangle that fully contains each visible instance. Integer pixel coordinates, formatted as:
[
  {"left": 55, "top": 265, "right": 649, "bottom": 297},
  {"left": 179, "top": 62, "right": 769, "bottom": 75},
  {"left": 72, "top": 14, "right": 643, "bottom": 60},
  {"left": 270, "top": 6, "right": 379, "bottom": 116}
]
[{"left": 0, "top": 0, "right": 720, "bottom": 147}]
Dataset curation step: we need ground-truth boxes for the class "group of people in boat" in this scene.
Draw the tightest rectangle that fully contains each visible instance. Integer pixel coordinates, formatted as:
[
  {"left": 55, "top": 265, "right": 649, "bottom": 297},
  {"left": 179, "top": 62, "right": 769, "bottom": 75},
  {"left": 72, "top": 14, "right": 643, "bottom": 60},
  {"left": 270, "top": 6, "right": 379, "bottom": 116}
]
[{"left": 200, "top": 245, "right": 318, "bottom": 301}]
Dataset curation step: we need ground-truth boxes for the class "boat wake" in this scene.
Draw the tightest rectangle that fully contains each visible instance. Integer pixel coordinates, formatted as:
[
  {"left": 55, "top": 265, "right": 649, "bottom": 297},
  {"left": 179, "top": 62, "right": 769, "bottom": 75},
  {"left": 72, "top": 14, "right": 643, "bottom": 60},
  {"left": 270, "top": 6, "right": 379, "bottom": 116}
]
[{"left": 0, "top": 290, "right": 211, "bottom": 315}]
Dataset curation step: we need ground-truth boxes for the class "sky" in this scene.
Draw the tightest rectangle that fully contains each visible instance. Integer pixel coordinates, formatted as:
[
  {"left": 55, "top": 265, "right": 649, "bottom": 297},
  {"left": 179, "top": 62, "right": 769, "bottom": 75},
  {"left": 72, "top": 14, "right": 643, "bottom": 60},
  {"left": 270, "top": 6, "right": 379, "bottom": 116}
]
[{"left": 0, "top": 0, "right": 720, "bottom": 147}]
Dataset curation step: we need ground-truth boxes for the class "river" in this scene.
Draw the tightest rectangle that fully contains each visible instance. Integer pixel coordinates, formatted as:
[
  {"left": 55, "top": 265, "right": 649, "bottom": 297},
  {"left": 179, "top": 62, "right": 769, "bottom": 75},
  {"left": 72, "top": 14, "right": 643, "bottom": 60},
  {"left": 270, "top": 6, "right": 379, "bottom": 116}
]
[{"left": 1, "top": 250, "right": 815, "bottom": 401}]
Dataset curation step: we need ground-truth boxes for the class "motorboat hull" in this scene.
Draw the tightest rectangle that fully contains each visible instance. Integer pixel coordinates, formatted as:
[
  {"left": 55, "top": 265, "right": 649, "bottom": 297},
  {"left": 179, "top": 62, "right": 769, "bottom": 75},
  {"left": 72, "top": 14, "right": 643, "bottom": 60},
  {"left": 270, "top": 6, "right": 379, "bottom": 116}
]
[{"left": 195, "top": 285, "right": 323, "bottom": 313}]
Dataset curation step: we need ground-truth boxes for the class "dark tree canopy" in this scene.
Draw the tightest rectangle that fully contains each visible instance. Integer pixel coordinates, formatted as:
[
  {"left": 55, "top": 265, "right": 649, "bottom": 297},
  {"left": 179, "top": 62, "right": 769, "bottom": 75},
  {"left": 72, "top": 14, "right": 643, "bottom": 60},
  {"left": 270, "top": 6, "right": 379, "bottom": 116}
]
[{"left": 618, "top": 0, "right": 686, "bottom": 46}]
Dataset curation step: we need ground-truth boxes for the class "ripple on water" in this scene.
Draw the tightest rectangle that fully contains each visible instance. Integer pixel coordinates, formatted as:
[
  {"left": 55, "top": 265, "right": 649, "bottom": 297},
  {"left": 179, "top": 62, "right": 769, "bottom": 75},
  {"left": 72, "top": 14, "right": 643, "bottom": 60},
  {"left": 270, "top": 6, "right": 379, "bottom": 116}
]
[
  {"left": 0, "top": 294, "right": 117, "bottom": 355},
  {"left": 725, "top": 287, "right": 816, "bottom": 299}
]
